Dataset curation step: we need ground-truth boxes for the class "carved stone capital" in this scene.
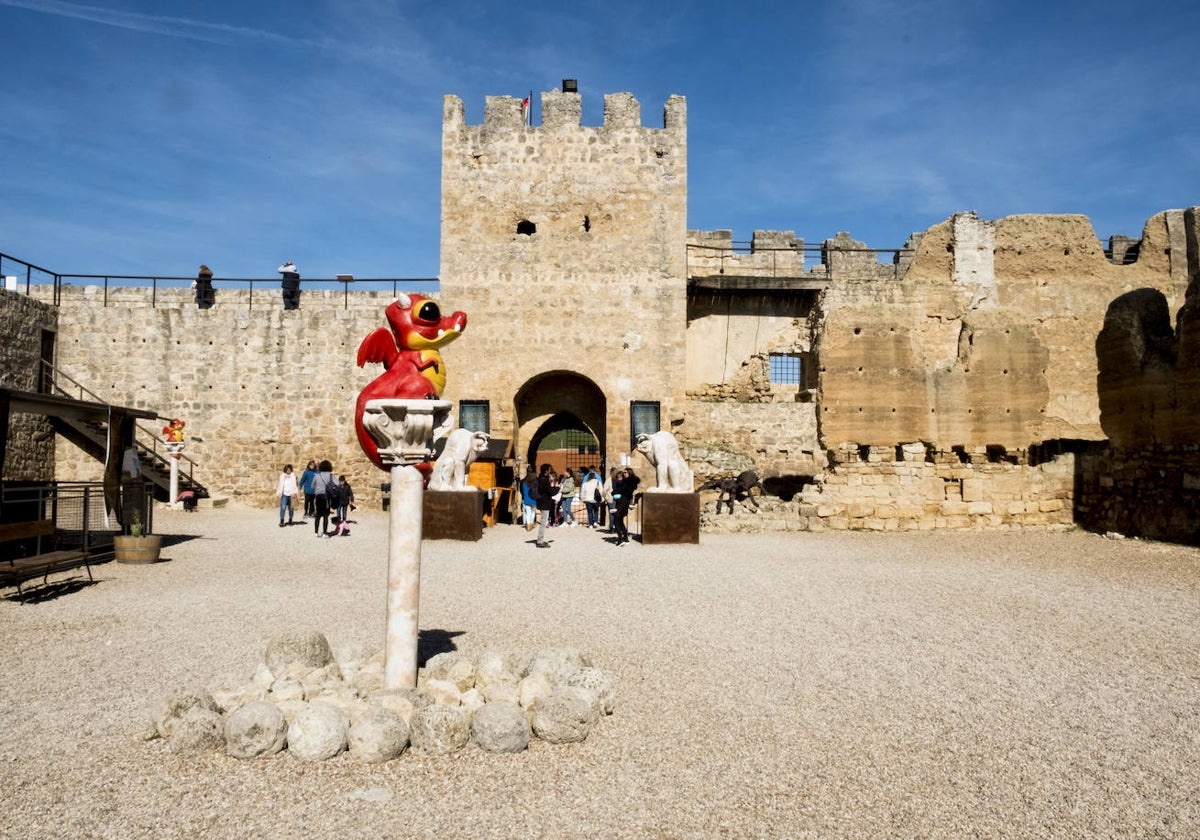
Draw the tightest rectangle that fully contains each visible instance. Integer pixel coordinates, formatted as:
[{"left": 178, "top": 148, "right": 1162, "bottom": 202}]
[{"left": 362, "top": 399, "right": 453, "bottom": 467}]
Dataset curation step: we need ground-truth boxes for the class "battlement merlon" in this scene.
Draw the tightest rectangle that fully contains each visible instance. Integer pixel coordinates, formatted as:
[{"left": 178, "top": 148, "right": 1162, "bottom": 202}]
[{"left": 442, "top": 91, "right": 686, "bottom": 136}]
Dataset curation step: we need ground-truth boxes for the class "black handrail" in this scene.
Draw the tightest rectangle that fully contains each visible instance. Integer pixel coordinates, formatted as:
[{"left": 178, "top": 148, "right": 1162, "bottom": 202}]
[
  {"left": 1, "top": 251, "right": 437, "bottom": 309},
  {"left": 37, "top": 360, "right": 203, "bottom": 491}
]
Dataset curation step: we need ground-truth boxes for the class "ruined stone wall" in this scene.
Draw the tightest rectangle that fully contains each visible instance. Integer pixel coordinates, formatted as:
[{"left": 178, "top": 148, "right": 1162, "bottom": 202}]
[
  {"left": 819, "top": 211, "right": 1192, "bottom": 451},
  {"left": 1076, "top": 445, "right": 1200, "bottom": 542},
  {"left": 700, "top": 443, "right": 1075, "bottom": 533},
  {"left": 680, "top": 398, "right": 823, "bottom": 483},
  {"left": 36, "top": 285, "right": 421, "bottom": 508},
  {"left": 0, "top": 290, "right": 58, "bottom": 481},
  {"left": 686, "top": 229, "right": 811, "bottom": 279},
  {"left": 438, "top": 91, "right": 688, "bottom": 460},
  {"left": 784, "top": 209, "right": 1196, "bottom": 534},
  {"left": 1076, "top": 207, "right": 1200, "bottom": 542}
]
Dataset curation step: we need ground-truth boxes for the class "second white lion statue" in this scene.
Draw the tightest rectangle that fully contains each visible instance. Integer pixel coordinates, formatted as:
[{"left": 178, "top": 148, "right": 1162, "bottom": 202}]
[
  {"left": 427, "top": 429, "right": 491, "bottom": 491},
  {"left": 635, "top": 430, "right": 694, "bottom": 492}
]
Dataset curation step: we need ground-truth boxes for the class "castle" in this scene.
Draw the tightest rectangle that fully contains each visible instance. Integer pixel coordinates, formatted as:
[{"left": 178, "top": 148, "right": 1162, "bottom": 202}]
[{"left": 4, "top": 87, "right": 1199, "bottom": 542}]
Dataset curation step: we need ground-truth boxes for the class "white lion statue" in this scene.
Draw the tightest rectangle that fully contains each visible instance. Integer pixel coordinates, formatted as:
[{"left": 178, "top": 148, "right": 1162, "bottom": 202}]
[
  {"left": 635, "top": 431, "right": 694, "bottom": 492},
  {"left": 427, "top": 429, "right": 490, "bottom": 491}
]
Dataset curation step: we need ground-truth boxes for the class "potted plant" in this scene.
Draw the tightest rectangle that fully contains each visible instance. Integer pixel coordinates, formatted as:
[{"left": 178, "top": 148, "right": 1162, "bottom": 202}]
[{"left": 113, "top": 508, "right": 163, "bottom": 564}]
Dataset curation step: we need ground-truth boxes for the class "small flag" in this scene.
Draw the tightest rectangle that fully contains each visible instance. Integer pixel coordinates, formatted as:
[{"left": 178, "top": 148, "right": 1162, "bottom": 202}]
[{"left": 520, "top": 95, "right": 530, "bottom": 126}]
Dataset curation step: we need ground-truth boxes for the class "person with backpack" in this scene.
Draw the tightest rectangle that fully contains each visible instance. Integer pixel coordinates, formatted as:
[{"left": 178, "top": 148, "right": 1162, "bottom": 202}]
[{"left": 312, "top": 459, "right": 338, "bottom": 538}]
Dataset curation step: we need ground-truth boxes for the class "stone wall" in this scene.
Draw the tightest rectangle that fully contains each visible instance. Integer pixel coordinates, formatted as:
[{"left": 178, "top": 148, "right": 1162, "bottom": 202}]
[
  {"left": 36, "top": 285, "right": 418, "bottom": 508},
  {"left": 0, "top": 290, "right": 58, "bottom": 481},
  {"left": 771, "top": 208, "right": 1198, "bottom": 536},
  {"left": 818, "top": 211, "right": 1194, "bottom": 451},
  {"left": 699, "top": 443, "right": 1075, "bottom": 534},
  {"left": 1076, "top": 445, "right": 1200, "bottom": 542},
  {"left": 1075, "top": 207, "right": 1200, "bottom": 542},
  {"left": 438, "top": 91, "right": 689, "bottom": 461}
]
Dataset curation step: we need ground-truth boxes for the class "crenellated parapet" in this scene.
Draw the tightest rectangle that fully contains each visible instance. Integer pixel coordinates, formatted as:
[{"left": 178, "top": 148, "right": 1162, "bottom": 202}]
[
  {"left": 440, "top": 88, "right": 688, "bottom": 288},
  {"left": 686, "top": 230, "right": 813, "bottom": 280},
  {"left": 443, "top": 90, "right": 685, "bottom": 135}
]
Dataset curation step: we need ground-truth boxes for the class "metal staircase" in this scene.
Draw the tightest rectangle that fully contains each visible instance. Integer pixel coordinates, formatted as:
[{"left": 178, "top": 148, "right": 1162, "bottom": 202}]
[{"left": 40, "top": 363, "right": 209, "bottom": 503}]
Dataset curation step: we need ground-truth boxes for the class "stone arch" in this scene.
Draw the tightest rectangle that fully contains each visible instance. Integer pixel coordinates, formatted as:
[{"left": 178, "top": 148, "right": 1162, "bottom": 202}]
[{"left": 513, "top": 371, "right": 607, "bottom": 470}]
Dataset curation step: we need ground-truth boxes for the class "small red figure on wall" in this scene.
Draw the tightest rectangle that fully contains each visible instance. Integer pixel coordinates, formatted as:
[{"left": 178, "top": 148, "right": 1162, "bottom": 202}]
[{"left": 162, "top": 418, "right": 186, "bottom": 459}]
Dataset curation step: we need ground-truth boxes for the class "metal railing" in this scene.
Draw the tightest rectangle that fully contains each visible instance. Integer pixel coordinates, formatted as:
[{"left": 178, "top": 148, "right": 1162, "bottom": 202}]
[
  {"left": 37, "top": 360, "right": 203, "bottom": 492},
  {"left": 0, "top": 252, "right": 63, "bottom": 303},
  {"left": 686, "top": 242, "right": 914, "bottom": 280},
  {"left": 1, "top": 480, "right": 156, "bottom": 555},
  {"left": 0, "top": 252, "right": 437, "bottom": 309}
]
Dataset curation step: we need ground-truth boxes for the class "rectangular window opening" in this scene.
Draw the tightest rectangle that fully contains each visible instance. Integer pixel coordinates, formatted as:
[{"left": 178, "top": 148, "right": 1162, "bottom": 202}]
[
  {"left": 630, "top": 400, "right": 661, "bottom": 450},
  {"left": 459, "top": 400, "right": 490, "bottom": 434},
  {"left": 769, "top": 353, "right": 802, "bottom": 385}
]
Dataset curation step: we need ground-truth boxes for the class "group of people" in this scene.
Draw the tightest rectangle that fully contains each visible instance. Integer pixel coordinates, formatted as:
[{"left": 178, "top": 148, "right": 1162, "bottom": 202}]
[
  {"left": 192, "top": 261, "right": 303, "bottom": 310},
  {"left": 519, "top": 464, "right": 641, "bottom": 548},
  {"left": 275, "top": 459, "right": 355, "bottom": 537}
]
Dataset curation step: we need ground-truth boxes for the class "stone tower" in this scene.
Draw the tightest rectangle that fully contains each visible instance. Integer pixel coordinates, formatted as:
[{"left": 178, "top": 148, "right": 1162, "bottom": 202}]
[{"left": 438, "top": 88, "right": 688, "bottom": 466}]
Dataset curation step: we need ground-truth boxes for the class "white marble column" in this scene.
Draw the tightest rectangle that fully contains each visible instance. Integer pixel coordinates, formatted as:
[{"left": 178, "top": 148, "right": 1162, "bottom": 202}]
[
  {"left": 384, "top": 464, "right": 424, "bottom": 689},
  {"left": 360, "top": 398, "right": 453, "bottom": 691},
  {"left": 165, "top": 442, "right": 185, "bottom": 507}
]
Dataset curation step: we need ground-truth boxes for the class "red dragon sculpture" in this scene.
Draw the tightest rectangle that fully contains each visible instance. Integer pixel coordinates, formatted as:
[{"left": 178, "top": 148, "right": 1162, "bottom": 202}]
[{"left": 355, "top": 292, "right": 468, "bottom": 471}]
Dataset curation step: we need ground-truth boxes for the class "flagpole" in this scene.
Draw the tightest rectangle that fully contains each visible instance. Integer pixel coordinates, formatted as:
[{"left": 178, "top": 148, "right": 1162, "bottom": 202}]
[{"left": 528, "top": 89, "right": 533, "bottom": 126}]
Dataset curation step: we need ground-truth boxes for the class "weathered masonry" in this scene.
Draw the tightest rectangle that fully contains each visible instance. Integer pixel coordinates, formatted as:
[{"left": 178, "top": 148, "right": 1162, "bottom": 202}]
[{"left": 3, "top": 86, "right": 1199, "bottom": 542}]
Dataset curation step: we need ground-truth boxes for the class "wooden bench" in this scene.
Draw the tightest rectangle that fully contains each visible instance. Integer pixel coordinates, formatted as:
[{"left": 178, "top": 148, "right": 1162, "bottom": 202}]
[{"left": 0, "top": 520, "right": 92, "bottom": 603}]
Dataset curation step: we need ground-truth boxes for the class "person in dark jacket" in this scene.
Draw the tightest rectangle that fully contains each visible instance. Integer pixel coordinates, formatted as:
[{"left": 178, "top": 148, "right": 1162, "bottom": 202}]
[
  {"left": 195, "top": 264, "right": 214, "bottom": 309},
  {"left": 611, "top": 467, "right": 641, "bottom": 546},
  {"left": 535, "top": 463, "right": 557, "bottom": 548},
  {"left": 299, "top": 460, "right": 318, "bottom": 518},
  {"left": 312, "top": 459, "right": 337, "bottom": 538},
  {"left": 278, "top": 260, "right": 301, "bottom": 310}
]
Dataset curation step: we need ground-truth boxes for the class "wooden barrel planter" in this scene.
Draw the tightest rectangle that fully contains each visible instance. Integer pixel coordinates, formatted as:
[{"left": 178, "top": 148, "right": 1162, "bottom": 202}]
[{"left": 113, "top": 535, "right": 163, "bottom": 564}]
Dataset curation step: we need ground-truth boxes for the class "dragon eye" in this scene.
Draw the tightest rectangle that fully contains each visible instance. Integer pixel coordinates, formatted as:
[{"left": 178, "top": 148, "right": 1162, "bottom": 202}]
[{"left": 415, "top": 301, "right": 441, "bottom": 323}]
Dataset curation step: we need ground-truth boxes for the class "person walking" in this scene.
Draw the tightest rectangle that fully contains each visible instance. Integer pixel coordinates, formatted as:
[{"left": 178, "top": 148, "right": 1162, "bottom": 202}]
[
  {"left": 312, "top": 459, "right": 337, "bottom": 538},
  {"left": 299, "top": 460, "right": 318, "bottom": 518},
  {"left": 275, "top": 463, "right": 297, "bottom": 527},
  {"left": 535, "top": 463, "right": 556, "bottom": 548},
  {"left": 611, "top": 467, "right": 641, "bottom": 546}
]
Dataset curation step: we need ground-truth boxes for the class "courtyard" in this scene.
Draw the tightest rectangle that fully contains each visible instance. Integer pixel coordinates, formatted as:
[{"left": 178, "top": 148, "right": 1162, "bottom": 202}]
[{"left": 1, "top": 506, "right": 1198, "bottom": 838}]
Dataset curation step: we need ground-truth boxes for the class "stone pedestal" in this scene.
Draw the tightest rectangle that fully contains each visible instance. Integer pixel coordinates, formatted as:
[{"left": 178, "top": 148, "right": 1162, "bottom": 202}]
[
  {"left": 641, "top": 492, "right": 700, "bottom": 544},
  {"left": 423, "top": 490, "right": 485, "bottom": 541},
  {"left": 360, "top": 398, "right": 454, "bottom": 691}
]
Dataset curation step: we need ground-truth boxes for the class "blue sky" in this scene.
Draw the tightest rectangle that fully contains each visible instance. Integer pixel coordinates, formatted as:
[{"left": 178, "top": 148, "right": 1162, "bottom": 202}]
[{"left": 2, "top": 0, "right": 1197, "bottom": 279}]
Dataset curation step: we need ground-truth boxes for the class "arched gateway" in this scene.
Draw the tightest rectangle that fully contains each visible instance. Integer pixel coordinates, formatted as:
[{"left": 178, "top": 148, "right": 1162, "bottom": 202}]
[{"left": 513, "top": 371, "right": 607, "bottom": 474}]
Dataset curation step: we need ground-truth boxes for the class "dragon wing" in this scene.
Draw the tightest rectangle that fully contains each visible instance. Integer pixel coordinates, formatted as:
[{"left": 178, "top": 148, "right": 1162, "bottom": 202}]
[{"left": 357, "top": 328, "right": 399, "bottom": 369}]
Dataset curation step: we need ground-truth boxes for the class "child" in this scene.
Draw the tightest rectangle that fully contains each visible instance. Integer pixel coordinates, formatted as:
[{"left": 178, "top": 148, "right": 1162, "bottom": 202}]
[
  {"left": 332, "top": 516, "right": 350, "bottom": 537},
  {"left": 337, "top": 475, "right": 355, "bottom": 523}
]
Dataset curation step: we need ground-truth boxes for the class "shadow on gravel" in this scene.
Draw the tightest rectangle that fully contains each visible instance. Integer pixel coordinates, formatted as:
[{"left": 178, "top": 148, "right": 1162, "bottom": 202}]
[
  {"left": 158, "top": 533, "right": 203, "bottom": 548},
  {"left": 3, "top": 577, "right": 99, "bottom": 604},
  {"left": 418, "top": 628, "right": 466, "bottom": 665}
]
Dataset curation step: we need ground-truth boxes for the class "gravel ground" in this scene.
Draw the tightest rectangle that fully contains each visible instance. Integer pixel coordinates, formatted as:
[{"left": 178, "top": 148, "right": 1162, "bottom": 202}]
[{"left": 2, "top": 505, "right": 1199, "bottom": 839}]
